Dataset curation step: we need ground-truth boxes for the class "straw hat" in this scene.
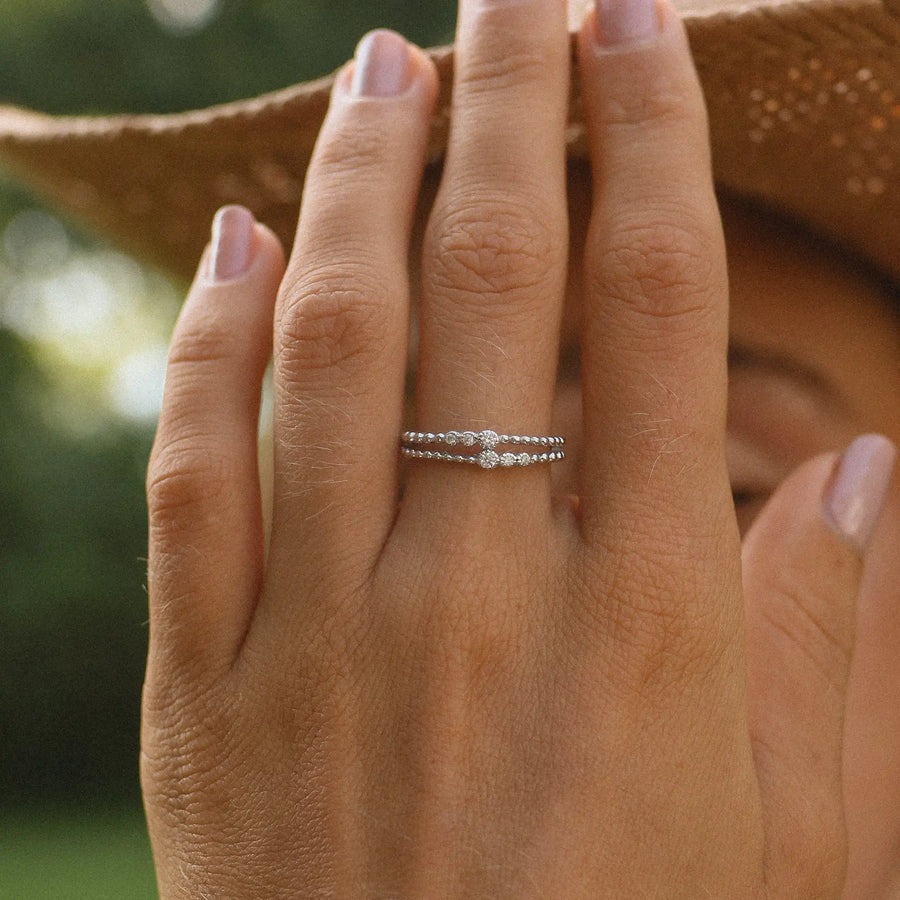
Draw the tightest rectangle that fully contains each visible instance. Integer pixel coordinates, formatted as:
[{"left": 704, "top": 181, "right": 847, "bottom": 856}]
[{"left": 0, "top": 0, "right": 897, "bottom": 283}]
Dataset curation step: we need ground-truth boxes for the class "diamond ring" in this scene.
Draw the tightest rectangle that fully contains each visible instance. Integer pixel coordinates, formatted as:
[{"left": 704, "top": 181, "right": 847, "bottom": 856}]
[{"left": 400, "top": 430, "right": 565, "bottom": 470}]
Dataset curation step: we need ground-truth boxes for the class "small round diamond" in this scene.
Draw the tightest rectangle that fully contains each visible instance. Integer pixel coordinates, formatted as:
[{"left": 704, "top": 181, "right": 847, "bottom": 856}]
[
  {"left": 479, "top": 430, "right": 500, "bottom": 449},
  {"left": 445, "top": 431, "right": 460, "bottom": 446},
  {"left": 517, "top": 453, "right": 532, "bottom": 466},
  {"left": 500, "top": 452, "right": 518, "bottom": 467},
  {"left": 478, "top": 450, "right": 500, "bottom": 469},
  {"left": 460, "top": 431, "right": 478, "bottom": 447}
]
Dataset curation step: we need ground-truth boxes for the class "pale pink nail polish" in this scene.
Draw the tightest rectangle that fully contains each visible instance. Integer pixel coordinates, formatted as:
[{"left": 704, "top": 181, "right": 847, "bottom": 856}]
[
  {"left": 594, "top": 0, "right": 660, "bottom": 46},
  {"left": 352, "top": 30, "right": 413, "bottom": 98},
  {"left": 825, "top": 434, "right": 896, "bottom": 553},
  {"left": 208, "top": 205, "right": 254, "bottom": 281}
]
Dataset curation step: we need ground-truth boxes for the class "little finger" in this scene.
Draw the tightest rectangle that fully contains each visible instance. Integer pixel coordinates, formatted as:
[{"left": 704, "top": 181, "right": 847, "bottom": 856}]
[{"left": 147, "top": 208, "right": 284, "bottom": 672}]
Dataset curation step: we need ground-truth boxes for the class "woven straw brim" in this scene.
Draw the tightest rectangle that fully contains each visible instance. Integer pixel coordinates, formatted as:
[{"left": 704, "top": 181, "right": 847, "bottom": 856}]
[{"left": 0, "top": 0, "right": 897, "bottom": 283}]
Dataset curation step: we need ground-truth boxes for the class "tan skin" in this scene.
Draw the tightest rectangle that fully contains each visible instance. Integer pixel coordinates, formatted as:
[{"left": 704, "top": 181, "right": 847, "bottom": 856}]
[
  {"left": 722, "top": 201, "right": 900, "bottom": 899},
  {"left": 555, "top": 176, "right": 900, "bottom": 896},
  {"left": 143, "top": 1, "right": 899, "bottom": 896}
]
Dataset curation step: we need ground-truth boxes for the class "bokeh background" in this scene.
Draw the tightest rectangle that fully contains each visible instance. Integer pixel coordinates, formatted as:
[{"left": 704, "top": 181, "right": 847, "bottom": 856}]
[{"left": 0, "top": 1, "right": 455, "bottom": 895}]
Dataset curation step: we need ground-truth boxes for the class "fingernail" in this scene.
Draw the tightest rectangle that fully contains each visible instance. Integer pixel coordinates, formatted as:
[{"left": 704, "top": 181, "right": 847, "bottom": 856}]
[
  {"left": 593, "top": 0, "right": 660, "bottom": 46},
  {"left": 208, "top": 205, "right": 254, "bottom": 281},
  {"left": 352, "top": 30, "right": 413, "bottom": 98},
  {"left": 825, "top": 434, "right": 896, "bottom": 553}
]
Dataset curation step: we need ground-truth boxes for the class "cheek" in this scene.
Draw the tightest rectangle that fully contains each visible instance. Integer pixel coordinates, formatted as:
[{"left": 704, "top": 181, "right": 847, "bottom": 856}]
[{"left": 843, "top": 484, "right": 900, "bottom": 884}]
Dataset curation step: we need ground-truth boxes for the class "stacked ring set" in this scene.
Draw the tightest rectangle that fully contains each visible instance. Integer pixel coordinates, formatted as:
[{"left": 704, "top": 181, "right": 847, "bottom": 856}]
[{"left": 401, "top": 430, "right": 565, "bottom": 469}]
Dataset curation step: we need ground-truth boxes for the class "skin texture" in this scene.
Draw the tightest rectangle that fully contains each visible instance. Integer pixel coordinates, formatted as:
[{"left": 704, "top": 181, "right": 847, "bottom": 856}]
[
  {"left": 143, "top": 1, "right": 899, "bottom": 896},
  {"left": 721, "top": 203, "right": 900, "bottom": 899},
  {"left": 553, "top": 181, "right": 900, "bottom": 897}
]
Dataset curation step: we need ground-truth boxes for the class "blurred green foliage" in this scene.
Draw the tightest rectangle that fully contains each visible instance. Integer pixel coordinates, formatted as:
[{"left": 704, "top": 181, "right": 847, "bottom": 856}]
[
  {"left": 0, "top": 327, "right": 152, "bottom": 805},
  {"left": 0, "top": 0, "right": 454, "bottom": 815},
  {"left": 0, "top": 0, "right": 456, "bottom": 114},
  {"left": 2, "top": 806, "right": 157, "bottom": 896}
]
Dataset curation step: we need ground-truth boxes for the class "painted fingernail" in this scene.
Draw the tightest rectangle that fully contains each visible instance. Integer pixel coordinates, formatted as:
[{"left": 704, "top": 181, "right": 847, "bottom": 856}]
[
  {"left": 352, "top": 30, "right": 413, "bottom": 98},
  {"left": 593, "top": 0, "right": 660, "bottom": 46},
  {"left": 208, "top": 205, "right": 254, "bottom": 282},
  {"left": 825, "top": 434, "right": 896, "bottom": 553}
]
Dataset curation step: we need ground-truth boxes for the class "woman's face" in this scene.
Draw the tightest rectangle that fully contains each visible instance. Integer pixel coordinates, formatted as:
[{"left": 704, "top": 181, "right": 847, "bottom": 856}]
[{"left": 548, "top": 165, "right": 900, "bottom": 893}]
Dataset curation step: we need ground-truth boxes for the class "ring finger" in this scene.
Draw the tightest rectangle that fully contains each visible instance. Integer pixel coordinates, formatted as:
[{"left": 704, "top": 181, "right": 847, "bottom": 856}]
[{"left": 402, "top": 0, "right": 571, "bottom": 516}]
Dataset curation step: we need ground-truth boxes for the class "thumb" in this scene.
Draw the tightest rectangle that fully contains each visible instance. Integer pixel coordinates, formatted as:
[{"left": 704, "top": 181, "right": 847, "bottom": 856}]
[{"left": 743, "top": 434, "right": 896, "bottom": 894}]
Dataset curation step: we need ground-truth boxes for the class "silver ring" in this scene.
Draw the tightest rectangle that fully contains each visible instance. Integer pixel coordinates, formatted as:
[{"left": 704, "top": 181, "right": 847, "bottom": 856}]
[{"left": 400, "top": 430, "right": 565, "bottom": 470}]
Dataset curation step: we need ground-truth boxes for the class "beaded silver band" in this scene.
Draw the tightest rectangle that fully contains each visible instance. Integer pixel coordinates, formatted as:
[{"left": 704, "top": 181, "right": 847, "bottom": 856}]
[
  {"left": 400, "top": 430, "right": 565, "bottom": 470},
  {"left": 402, "top": 430, "right": 565, "bottom": 450},
  {"left": 401, "top": 447, "right": 565, "bottom": 469}
]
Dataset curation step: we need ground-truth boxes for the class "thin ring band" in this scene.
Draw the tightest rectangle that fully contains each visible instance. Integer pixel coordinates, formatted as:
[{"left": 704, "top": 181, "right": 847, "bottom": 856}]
[
  {"left": 402, "top": 430, "right": 565, "bottom": 450},
  {"left": 401, "top": 447, "right": 566, "bottom": 470},
  {"left": 400, "top": 429, "right": 566, "bottom": 470}
]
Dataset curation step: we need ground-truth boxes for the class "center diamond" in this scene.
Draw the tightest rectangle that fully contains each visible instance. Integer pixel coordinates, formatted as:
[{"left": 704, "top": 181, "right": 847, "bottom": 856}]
[
  {"left": 479, "top": 430, "right": 500, "bottom": 450},
  {"left": 478, "top": 450, "right": 501, "bottom": 469}
]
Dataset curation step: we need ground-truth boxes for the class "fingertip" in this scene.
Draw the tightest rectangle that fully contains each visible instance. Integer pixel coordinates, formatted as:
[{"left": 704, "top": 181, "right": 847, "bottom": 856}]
[
  {"left": 187, "top": 217, "right": 282, "bottom": 304},
  {"left": 824, "top": 434, "right": 896, "bottom": 556},
  {"left": 332, "top": 35, "right": 439, "bottom": 106},
  {"left": 205, "top": 205, "right": 256, "bottom": 283},
  {"left": 251, "top": 220, "right": 287, "bottom": 281},
  {"left": 587, "top": 0, "right": 658, "bottom": 50},
  {"left": 408, "top": 44, "right": 440, "bottom": 96},
  {"left": 578, "top": 0, "right": 687, "bottom": 57},
  {"left": 576, "top": 0, "right": 699, "bottom": 117},
  {"left": 743, "top": 451, "right": 844, "bottom": 562},
  {"left": 193, "top": 207, "right": 284, "bottom": 288}
]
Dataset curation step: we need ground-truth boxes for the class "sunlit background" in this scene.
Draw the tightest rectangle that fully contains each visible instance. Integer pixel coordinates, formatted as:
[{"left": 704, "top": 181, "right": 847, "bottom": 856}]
[
  {"left": 2, "top": 209, "right": 176, "bottom": 424},
  {"left": 0, "top": 1, "right": 454, "bottom": 895},
  {"left": 148, "top": 0, "right": 222, "bottom": 33}
]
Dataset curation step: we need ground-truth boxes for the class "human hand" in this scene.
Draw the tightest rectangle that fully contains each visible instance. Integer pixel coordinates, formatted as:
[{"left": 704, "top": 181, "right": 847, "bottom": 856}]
[{"left": 142, "top": 1, "right": 895, "bottom": 896}]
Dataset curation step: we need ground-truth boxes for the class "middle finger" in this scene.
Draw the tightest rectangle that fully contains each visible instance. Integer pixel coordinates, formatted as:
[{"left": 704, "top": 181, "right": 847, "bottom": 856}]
[{"left": 403, "top": 0, "right": 571, "bottom": 513}]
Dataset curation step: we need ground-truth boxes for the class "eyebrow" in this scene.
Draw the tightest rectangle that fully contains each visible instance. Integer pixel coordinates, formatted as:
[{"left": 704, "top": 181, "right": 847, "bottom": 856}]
[{"left": 727, "top": 341, "right": 848, "bottom": 409}]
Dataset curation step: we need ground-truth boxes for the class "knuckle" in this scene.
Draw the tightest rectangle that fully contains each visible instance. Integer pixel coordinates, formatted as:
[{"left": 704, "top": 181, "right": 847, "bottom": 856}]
[
  {"left": 386, "top": 535, "right": 542, "bottom": 684},
  {"left": 574, "top": 550, "right": 729, "bottom": 700},
  {"left": 589, "top": 216, "right": 719, "bottom": 326},
  {"left": 314, "top": 116, "right": 396, "bottom": 181},
  {"left": 170, "top": 309, "right": 244, "bottom": 369},
  {"left": 769, "top": 813, "right": 847, "bottom": 895},
  {"left": 428, "top": 196, "right": 563, "bottom": 307},
  {"left": 277, "top": 265, "right": 394, "bottom": 375},
  {"left": 598, "top": 75, "right": 698, "bottom": 132},
  {"left": 419, "top": 577, "right": 528, "bottom": 690},
  {"left": 610, "top": 598, "right": 721, "bottom": 701},
  {"left": 141, "top": 684, "right": 241, "bottom": 827},
  {"left": 457, "top": 48, "right": 549, "bottom": 99},
  {"left": 147, "top": 438, "right": 233, "bottom": 529}
]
